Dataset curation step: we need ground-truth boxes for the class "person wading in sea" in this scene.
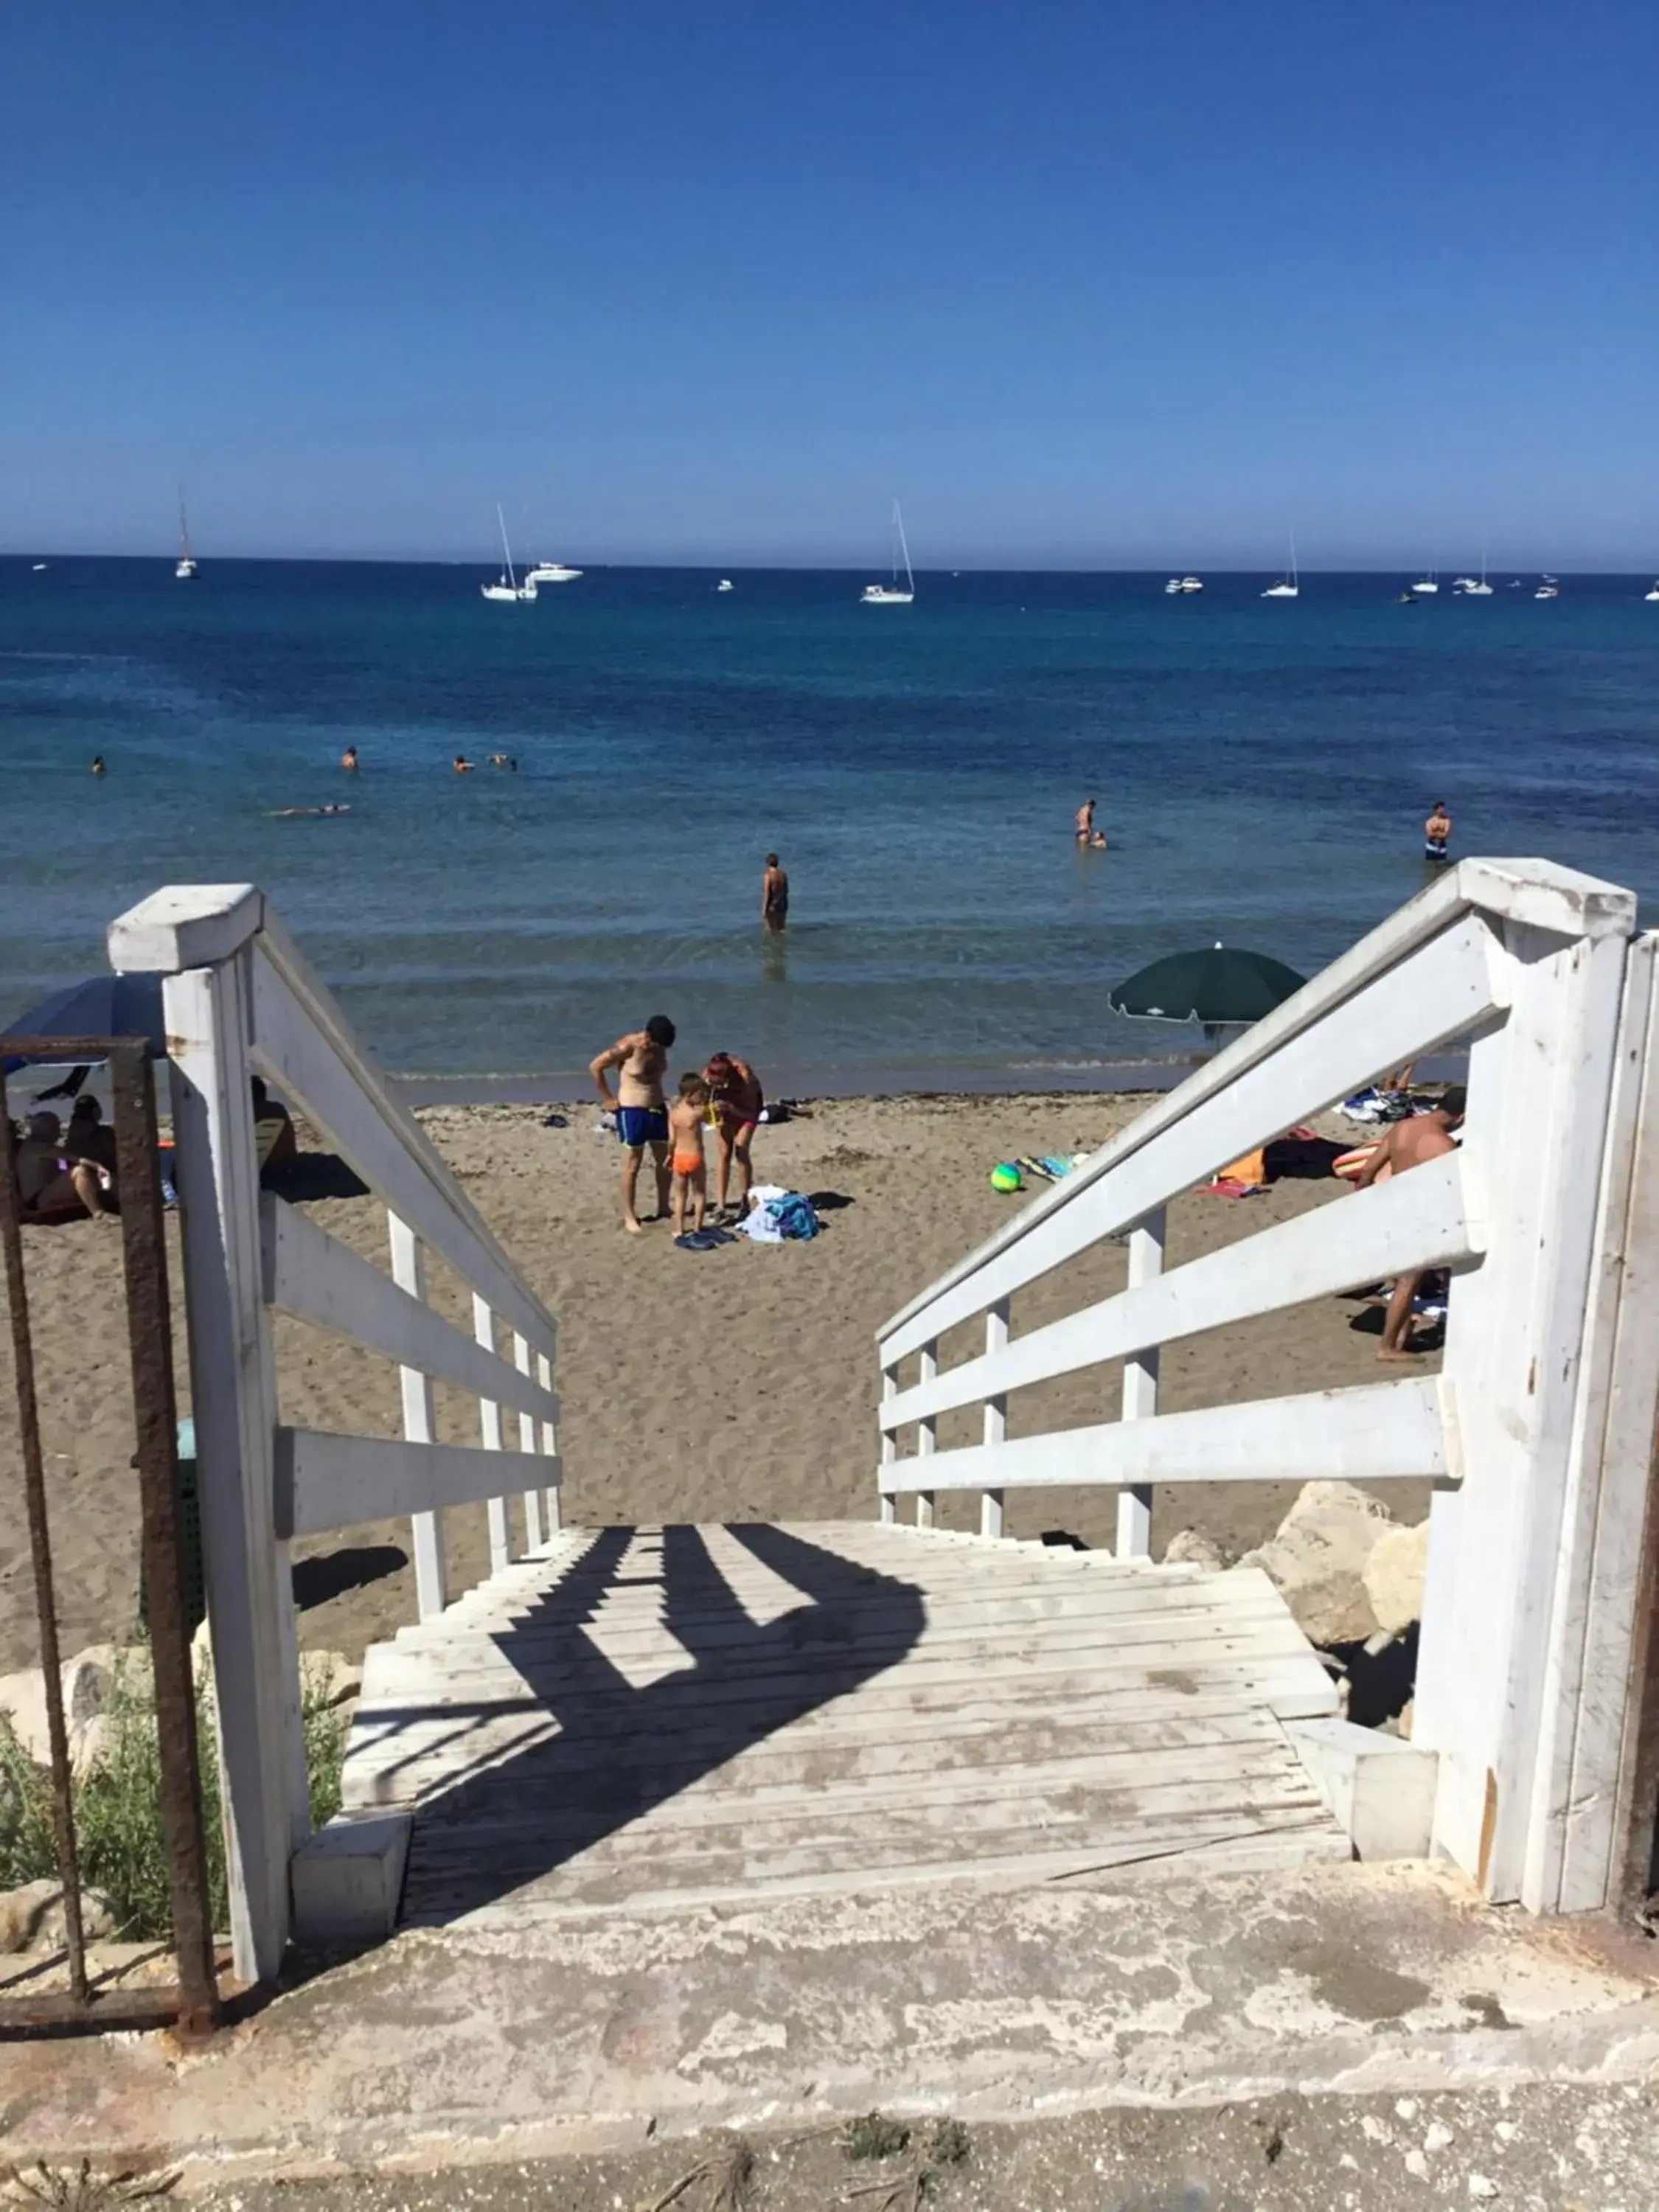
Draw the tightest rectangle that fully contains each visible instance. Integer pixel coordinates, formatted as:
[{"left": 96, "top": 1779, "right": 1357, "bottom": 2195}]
[
  {"left": 1074, "top": 797, "right": 1097, "bottom": 845},
  {"left": 1425, "top": 801, "right": 1452, "bottom": 863},
  {"left": 590, "top": 1015, "right": 677, "bottom": 1234},
  {"left": 761, "top": 853, "right": 789, "bottom": 932}
]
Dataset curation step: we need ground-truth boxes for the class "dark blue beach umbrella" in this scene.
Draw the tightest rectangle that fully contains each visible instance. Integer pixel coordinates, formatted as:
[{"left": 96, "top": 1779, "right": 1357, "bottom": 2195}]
[{"left": 1, "top": 971, "right": 168, "bottom": 1074}]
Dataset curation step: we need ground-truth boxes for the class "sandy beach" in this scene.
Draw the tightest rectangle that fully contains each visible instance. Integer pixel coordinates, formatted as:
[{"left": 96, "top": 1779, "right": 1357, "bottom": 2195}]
[{"left": 0, "top": 1092, "right": 1429, "bottom": 1675}]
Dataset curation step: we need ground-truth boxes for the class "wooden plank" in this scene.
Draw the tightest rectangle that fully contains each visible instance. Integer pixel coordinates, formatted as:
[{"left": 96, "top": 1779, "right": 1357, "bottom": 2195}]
[
  {"left": 1543, "top": 935, "right": 1659, "bottom": 1910},
  {"left": 881, "top": 904, "right": 1501, "bottom": 1361},
  {"left": 387, "top": 1213, "right": 445, "bottom": 1621},
  {"left": 108, "top": 882, "right": 265, "bottom": 972},
  {"left": 512, "top": 1333, "right": 545, "bottom": 1551},
  {"left": 1423, "top": 918, "right": 1632, "bottom": 1901},
  {"left": 274, "top": 1427, "right": 550, "bottom": 1539},
  {"left": 262, "top": 1197, "right": 559, "bottom": 1425},
  {"left": 163, "top": 957, "right": 306, "bottom": 1986},
  {"left": 247, "top": 933, "right": 556, "bottom": 1356},
  {"left": 1118, "top": 1206, "right": 1164, "bottom": 1558},
  {"left": 884, "top": 1155, "right": 1472, "bottom": 1433},
  {"left": 880, "top": 1376, "right": 1444, "bottom": 1496},
  {"left": 473, "top": 1295, "right": 512, "bottom": 1573}
]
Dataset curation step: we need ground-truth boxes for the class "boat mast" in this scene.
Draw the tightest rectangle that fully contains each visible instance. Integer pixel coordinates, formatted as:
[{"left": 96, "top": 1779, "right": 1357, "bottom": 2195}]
[
  {"left": 496, "top": 501, "right": 516, "bottom": 591},
  {"left": 894, "top": 500, "right": 914, "bottom": 595},
  {"left": 178, "top": 485, "right": 192, "bottom": 562}
]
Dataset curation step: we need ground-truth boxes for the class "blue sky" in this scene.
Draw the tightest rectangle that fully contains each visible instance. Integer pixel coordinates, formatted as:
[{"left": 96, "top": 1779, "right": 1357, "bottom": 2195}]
[{"left": 5, "top": 1, "right": 1656, "bottom": 567}]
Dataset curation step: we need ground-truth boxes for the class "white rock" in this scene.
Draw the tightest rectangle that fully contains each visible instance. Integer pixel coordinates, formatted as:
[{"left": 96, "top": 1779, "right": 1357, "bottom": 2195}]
[
  {"left": 1425, "top": 2121, "right": 1455, "bottom": 2153},
  {"left": 0, "top": 1644, "right": 125, "bottom": 1765},
  {"left": 1364, "top": 1520, "right": 1431, "bottom": 1635},
  {"left": 0, "top": 1880, "right": 117, "bottom": 1952},
  {"left": 1361, "top": 2115, "right": 1392, "bottom": 2143},
  {"left": 1162, "top": 1528, "right": 1225, "bottom": 1571},
  {"left": 1395, "top": 2098, "right": 1420, "bottom": 2121},
  {"left": 1238, "top": 1481, "right": 1397, "bottom": 1645},
  {"left": 1405, "top": 2150, "right": 1430, "bottom": 2180},
  {"left": 1495, "top": 2121, "right": 1519, "bottom": 2144},
  {"left": 1467, "top": 2177, "right": 1499, "bottom": 2199}
]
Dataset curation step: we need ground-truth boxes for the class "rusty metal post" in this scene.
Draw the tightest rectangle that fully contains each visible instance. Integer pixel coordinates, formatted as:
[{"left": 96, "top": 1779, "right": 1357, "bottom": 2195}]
[
  {"left": 109, "top": 1043, "right": 221, "bottom": 2032},
  {"left": 0, "top": 1064, "right": 89, "bottom": 2006}
]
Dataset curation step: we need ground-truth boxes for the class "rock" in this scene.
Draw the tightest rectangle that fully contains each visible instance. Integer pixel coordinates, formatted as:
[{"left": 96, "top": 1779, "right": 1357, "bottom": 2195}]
[
  {"left": 300, "top": 1651, "right": 362, "bottom": 1710},
  {"left": 1238, "top": 1481, "right": 1397, "bottom": 1646},
  {"left": 1162, "top": 1528, "right": 1225, "bottom": 1571},
  {"left": 1397, "top": 1699, "right": 1415, "bottom": 1741},
  {"left": 0, "top": 1644, "right": 122, "bottom": 1766},
  {"left": 0, "top": 1879, "right": 118, "bottom": 1952},
  {"left": 1363, "top": 1519, "right": 1431, "bottom": 1635}
]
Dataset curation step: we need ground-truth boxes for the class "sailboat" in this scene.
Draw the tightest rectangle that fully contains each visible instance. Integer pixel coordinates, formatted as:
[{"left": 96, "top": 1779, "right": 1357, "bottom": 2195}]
[
  {"left": 481, "top": 504, "right": 537, "bottom": 602},
  {"left": 1458, "top": 542, "right": 1494, "bottom": 597},
  {"left": 1411, "top": 564, "right": 1439, "bottom": 595},
  {"left": 1645, "top": 582, "right": 1659, "bottom": 602},
  {"left": 175, "top": 489, "right": 198, "bottom": 580},
  {"left": 1262, "top": 534, "right": 1298, "bottom": 599},
  {"left": 860, "top": 500, "right": 916, "bottom": 605}
]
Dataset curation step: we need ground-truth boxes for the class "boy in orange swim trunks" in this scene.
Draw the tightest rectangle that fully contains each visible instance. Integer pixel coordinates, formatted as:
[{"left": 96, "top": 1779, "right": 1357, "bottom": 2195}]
[{"left": 667, "top": 1073, "right": 711, "bottom": 1239}]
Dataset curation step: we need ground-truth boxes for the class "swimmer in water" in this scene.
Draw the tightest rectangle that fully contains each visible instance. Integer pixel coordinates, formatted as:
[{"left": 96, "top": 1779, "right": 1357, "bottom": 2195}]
[
  {"left": 341, "top": 745, "right": 358, "bottom": 771},
  {"left": 274, "top": 803, "right": 350, "bottom": 818},
  {"left": 486, "top": 754, "right": 518, "bottom": 771},
  {"left": 453, "top": 754, "right": 474, "bottom": 774},
  {"left": 91, "top": 755, "right": 105, "bottom": 777},
  {"left": 1088, "top": 829, "right": 1108, "bottom": 849}
]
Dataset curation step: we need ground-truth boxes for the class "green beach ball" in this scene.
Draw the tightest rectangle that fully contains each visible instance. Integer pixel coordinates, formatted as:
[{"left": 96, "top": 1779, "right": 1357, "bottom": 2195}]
[{"left": 990, "top": 1162, "right": 1023, "bottom": 1194}]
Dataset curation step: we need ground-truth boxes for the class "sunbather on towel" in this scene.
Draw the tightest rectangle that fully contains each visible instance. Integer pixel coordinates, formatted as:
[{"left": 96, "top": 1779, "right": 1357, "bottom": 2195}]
[{"left": 1348, "top": 1087, "right": 1465, "bottom": 1359}]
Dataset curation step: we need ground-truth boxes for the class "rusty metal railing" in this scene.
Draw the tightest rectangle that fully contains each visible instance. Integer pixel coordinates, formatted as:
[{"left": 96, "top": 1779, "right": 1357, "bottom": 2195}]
[{"left": 0, "top": 1038, "right": 223, "bottom": 2037}]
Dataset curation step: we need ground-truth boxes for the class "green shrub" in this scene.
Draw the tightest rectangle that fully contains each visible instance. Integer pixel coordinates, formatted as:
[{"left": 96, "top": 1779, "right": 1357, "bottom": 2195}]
[{"left": 0, "top": 1647, "right": 347, "bottom": 1943}]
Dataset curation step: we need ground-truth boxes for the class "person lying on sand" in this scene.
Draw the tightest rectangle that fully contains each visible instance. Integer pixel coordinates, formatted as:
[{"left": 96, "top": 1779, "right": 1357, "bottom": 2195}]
[
  {"left": 703, "top": 1051, "right": 764, "bottom": 1217},
  {"left": 1349, "top": 1086, "right": 1465, "bottom": 1359},
  {"left": 667, "top": 1074, "right": 711, "bottom": 1238},
  {"left": 591, "top": 1015, "right": 676, "bottom": 1234},
  {"left": 13, "top": 1110, "right": 111, "bottom": 1222}
]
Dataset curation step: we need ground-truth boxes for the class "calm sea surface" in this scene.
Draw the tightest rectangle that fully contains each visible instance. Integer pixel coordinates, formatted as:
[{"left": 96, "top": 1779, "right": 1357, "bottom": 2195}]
[{"left": 2, "top": 560, "right": 1656, "bottom": 1092}]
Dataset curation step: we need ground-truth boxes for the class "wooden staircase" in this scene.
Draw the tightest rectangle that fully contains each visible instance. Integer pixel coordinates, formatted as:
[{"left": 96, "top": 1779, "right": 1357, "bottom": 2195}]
[{"left": 342, "top": 1521, "right": 1347, "bottom": 1928}]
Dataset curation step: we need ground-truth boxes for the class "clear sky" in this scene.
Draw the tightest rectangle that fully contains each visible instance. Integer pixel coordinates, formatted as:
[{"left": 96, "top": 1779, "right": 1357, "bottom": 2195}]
[{"left": 5, "top": 1, "right": 1656, "bottom": 568}]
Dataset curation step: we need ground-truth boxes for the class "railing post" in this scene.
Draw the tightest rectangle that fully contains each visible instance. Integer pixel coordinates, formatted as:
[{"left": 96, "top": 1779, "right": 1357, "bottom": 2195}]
[
  {"left": 880, "top": 1367, "right": 897, "bottom": 1523},
  {"left": 512, "top": 1332, "right": 545, "bottom": 1549},
  {"left": 388, "top": 1212, "right": 446, "bottom": 1620},
  {"left": 1418, "top": 911, "right": 1631, "bottom": 1902},
  {"left": 981, "top": 1299, "right": 1009, "bottom": 1538},
  {"left": 472, "top": 1294, "right": 511, "bottom": 1572},
  {"left": 538, "top": 1351, "right": 561, "bottom": 1531},
  {"left": 164, "top": 942, "right": 307, "bottom": 1985},
  {"left": 916, "top": 1340, "right": 937, "bottom": 1528},
  {"left": 1116, "top": 1206, "right": 1164, "bottom": 1559}
]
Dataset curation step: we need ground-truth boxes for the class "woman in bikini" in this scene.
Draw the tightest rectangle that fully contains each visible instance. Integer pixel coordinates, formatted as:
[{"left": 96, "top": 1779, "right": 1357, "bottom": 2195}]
[{"left": 703, "top": 1051, "right": 764, "bottom": 1218}]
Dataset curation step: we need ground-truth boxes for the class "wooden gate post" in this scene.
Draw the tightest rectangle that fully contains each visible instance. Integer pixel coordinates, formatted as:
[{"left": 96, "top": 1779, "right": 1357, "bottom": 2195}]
[{"left": 111, "top": 887, "right": 308, "bottom": 1986}]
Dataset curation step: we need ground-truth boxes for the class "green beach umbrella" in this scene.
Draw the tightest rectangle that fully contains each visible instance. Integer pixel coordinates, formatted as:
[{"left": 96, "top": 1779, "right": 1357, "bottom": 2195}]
[{"left": 1108, "top": 944, "right": 1307, "bottom": 1027}]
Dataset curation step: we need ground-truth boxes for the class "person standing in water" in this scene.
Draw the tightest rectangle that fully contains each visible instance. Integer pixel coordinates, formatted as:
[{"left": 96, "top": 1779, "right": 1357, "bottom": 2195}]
[
  {"left": 761, "top": 853, "right": 789, "bottom": 932},
  {"left": 1425, "top": 801, "right": 1452, "bottom": 863},
  {"left": 590, "top": 1014, "right": 677, "bottom": 1234},
  {"left": 1074, "top": 797, "right": 1098, "bottom": 844},
  {"left": 91, "top": 755, "right": 105, "bottom": 777},
  {"left": 341, "top": 745, "right": 358, "bottom": 772}
]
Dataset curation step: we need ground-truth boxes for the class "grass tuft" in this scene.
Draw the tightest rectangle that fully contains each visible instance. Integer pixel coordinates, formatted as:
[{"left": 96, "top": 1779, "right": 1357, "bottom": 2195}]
[{"left": 841, "top": 2114, "right": 912, "bottom": 2163}]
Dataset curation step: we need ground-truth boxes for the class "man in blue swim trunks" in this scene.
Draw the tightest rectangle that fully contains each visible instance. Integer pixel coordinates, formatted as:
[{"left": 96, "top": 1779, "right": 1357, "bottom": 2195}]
[{"left": 591, "top": 1014, "right": 677, "bottom": 1234}]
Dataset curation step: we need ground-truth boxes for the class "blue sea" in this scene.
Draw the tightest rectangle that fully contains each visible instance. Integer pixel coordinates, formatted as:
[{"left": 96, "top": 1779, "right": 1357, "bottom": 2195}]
[{"left": 2, "top": 559, "right": 1657, "bottom": 1093}]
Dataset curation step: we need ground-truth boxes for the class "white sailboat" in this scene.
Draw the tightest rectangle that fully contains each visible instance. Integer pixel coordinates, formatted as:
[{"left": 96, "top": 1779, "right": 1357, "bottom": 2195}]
[
  {"left": 524, "top": 559, "right": 582, "bottom": 585},
  {"left": 175, "top": 489, "right": 198, "bottom": 580},
  {"left": 1458, "top": 542, "right": 1494, "bottom": 597},
  {"left": 861, "top": 500, "right": 916, "bottom": 605},
  {"left": 1411, "top": 565, "right": 1439, "bottom": 595},
  {"left": 1262, "top": 535, "right": 1298, "bottom": 598},
  {"left": 1645, "top": 582, "right": 1659, "bottom": 602},
  {"left": 481, "top": 504, "right": 537, "bottom": 602}
]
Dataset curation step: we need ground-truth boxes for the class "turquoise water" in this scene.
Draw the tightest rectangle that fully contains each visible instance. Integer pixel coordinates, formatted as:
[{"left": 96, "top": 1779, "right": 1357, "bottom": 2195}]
[{"left": 2, "top": 560, "right": 1656, "bottom": 1091}]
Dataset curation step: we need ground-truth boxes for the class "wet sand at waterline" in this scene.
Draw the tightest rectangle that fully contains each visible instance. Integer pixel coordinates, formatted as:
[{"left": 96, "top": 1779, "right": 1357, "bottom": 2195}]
[{"left": 0, "top": 1094, "right": 1430, "bottom": 1674}]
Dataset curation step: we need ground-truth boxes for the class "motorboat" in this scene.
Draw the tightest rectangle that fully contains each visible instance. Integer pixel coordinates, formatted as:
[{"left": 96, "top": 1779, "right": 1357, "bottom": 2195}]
[
  {"left": 1534, "top": 577, "right": 1559, "bottom": 600},
  {"left": 861, "top": 499, "right": 916, "bottom": 605},
  {"left": 716, "top": 578, "right": 734, "bottom": 592},
  {"left": 1164, "top": 575, "right": 1203, "bottom": 594},
  {"left": 1645, "top": 582, "right": 1659, "bottom": 602},
  {"left": 523, "top": 560, "right": 582, "bottom": 585}
]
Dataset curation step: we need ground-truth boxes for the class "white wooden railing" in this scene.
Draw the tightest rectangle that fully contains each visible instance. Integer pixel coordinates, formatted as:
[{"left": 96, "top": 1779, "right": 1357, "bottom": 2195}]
[
  {"left": 877, "top": 859, "right": 1659, "bottom": 1915},
  {"left": 108, "top": 886, "right": 562, "bottom": 1983}
]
